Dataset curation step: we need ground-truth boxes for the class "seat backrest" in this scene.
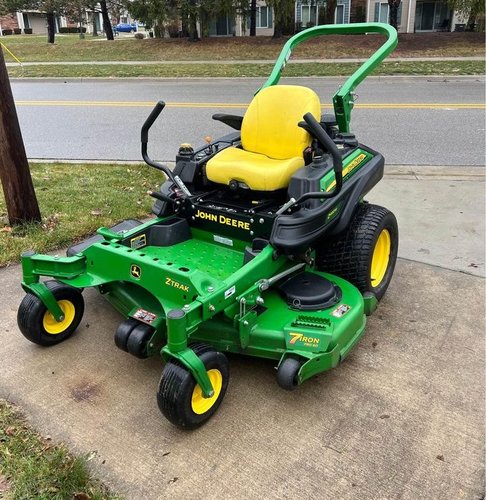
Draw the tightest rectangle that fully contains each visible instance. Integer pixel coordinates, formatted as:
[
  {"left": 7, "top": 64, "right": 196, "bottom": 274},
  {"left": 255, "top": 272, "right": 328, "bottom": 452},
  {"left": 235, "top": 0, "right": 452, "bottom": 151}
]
[{"left": 241, "top": 85, "right": 321, "bottom": 160}]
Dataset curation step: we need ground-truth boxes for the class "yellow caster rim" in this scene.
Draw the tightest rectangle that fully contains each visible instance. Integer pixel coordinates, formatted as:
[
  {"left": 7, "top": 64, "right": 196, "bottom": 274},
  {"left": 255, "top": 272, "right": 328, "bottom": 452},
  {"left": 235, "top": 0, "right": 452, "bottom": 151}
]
[
  {"left": 43, "top": 300, "right": 76, "bottom": 335},
  {"left": 371, "top": 229, "right": 391, "bottom": 287},
  {"left": 191, "top": 369, "right": 223, "bottom": 415}
]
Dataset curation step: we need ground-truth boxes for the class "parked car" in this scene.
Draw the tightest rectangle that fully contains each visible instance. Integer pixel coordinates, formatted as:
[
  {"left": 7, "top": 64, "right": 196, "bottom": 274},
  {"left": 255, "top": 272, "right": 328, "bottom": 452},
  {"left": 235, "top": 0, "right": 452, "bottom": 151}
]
[{"left": 115, "top": 23, "right": 137, "bottom": 33}]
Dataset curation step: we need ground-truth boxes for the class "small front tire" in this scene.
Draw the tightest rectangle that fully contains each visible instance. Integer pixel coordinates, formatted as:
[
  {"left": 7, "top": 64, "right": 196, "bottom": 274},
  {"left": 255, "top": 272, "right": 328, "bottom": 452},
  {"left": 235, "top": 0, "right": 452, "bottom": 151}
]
[
  {"left": 277, "top": 357, "right": 302, "bottom": 391},
  {"left": 17, "top": 281, "right": 84, "bottom": 346},
  {"left": 157, "top": 345, "right": 229, "bottom": 429},
  {"left": 126, "top": 323, "right": 154, "bottom": 359}
]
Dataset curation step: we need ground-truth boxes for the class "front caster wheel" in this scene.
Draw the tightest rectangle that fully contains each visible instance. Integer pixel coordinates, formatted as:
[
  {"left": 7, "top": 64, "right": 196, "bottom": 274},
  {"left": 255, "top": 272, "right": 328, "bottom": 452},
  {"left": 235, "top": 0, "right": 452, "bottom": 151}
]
[
  {"left": 17, "top": 280, "right": 84, "bottom": 346},
  {"left": 157, "top": 345, "right": 229, "bottom": 429},
  {"left": 277, "top": 357, "right": 302, "bottom": 391}
]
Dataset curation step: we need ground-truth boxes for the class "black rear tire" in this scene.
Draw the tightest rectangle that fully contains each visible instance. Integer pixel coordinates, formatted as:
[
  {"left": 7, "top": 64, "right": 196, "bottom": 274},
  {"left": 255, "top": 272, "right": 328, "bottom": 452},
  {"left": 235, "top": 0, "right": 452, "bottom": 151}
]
[
  {"left": 157, "top": 345, "right": 229, "bottom": 429},
  {"left": 316, "top": 203, "right": 398, "bottom": 301},
  {"left": 17, "top": 280, "right": 84, "bottom": 346}
]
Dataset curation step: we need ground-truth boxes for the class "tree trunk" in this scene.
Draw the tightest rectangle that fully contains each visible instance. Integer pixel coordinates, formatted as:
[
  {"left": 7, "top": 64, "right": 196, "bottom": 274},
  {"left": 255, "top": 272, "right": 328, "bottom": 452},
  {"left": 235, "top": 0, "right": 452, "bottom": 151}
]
[
  {"left": 92, "top": 13, "right": 98, "bottom": 37},
  {"left": 0, "top": 48, "right": 41, "bottom": 225},
  {"left": 324, "top": 0, "right": 337, "bottom": 24},
  {"left": 272, "top": 22, "right": 283, "bottom": 38},
  {"left": 46, "top": 11, "right": 56, "bottom": 44},
  {"left": 189, "top": 13, "right": 199, "bottom": 41},
  {"left": 388, "top": 0, "right": 401, "bottom": 30},
  {"left": 100, "top": 0, "right": 114, "bottom": 40},
  {"left": 250, "top": 0, "right": 257, "bottom": 36}
]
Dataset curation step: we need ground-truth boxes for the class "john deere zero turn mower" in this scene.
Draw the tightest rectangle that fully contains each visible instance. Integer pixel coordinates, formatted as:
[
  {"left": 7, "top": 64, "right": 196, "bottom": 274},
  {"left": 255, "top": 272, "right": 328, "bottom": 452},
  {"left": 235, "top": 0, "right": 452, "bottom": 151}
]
[{"left": 17, "top": 23, "right": 399, "bottom": 429}]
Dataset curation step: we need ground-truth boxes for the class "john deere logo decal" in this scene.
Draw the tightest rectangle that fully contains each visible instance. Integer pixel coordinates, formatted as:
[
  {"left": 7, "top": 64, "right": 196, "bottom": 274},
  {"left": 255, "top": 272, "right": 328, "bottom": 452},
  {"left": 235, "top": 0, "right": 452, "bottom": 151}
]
[{"left": 130, "top": 264, "right": 142, "bottom": 279}]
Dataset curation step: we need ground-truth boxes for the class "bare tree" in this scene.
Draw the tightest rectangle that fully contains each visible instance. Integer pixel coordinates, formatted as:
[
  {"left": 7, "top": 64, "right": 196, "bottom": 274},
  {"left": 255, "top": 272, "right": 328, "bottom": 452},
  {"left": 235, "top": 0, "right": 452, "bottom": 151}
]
[
  {"left": 249, "top": 0, "right": 256, "bottom": 35},
  {"left": 388, "top": 0, "right": 400, "bottom": 29}
]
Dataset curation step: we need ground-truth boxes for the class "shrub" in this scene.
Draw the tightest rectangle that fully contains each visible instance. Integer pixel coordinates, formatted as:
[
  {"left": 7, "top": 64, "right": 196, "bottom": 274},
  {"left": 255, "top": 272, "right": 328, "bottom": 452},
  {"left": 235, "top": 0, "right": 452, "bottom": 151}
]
[
  {"left": 2, "top": 29, "right": 13, "bottom": 35},
  {"left": 24, "top": 28, "right": 32, "bottom": 34},
  {"left": 58, "top": 26, "right": 87, "bottom": 34},
  {"left": 167, "top": 22, "right": 180, "bottom": 38},
  {"left": 134, "top": 32, "right": 144, "bottom": 39},
  {"left": 14, "top": 28, "right": 21, "bottom": 34}
]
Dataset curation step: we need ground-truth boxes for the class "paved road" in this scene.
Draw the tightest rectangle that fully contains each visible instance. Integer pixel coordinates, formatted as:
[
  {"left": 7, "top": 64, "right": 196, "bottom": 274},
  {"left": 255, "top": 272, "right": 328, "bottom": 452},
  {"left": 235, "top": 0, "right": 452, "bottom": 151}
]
[{"left": 11, "top": 76, "right": 485, "bottom": 166}]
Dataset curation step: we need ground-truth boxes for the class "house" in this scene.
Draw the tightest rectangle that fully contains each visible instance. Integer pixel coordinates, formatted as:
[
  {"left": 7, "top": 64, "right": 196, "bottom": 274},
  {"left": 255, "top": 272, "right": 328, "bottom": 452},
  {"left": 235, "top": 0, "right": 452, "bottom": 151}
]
[
  {"left": 295, "top": 0, "right": 353, "bottom": 27},
  {"left": 368, "top": 0, "right": 456, "bottom": 32},
  {"left": 1, "top": 0, "right": 465, "bottom": 37},
  {"left": 206, "top": 0, "right": 451, "bottom": 37},
  {"left": 0, "top": 8, "right": 103, "bottom": 36},
  {"left": 205, "top": 1, "right": 274, "bottom": 36},
  {"left": 0, "top": 12, "right": 70, "bottom": 35}
]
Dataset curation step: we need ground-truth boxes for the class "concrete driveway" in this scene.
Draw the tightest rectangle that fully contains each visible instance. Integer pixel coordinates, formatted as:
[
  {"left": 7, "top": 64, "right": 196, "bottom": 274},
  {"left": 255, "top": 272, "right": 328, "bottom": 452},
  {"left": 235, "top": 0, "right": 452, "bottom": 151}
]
[{"left": 0, "top": 167, "right": 484, "bottom": 499}]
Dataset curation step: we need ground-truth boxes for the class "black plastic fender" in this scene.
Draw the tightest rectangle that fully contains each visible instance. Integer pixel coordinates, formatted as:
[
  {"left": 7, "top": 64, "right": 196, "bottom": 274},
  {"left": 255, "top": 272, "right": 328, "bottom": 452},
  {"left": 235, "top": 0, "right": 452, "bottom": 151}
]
[{"left": 270, "top": 147, "right": 384, "bottom": 252}]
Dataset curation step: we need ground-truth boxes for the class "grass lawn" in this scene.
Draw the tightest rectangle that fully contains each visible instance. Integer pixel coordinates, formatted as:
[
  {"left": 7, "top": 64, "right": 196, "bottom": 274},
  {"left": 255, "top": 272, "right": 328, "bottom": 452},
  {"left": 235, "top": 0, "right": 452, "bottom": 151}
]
[
  {"left": 0, "top": 163, "right": 162, "bottom": 267},
  {"left": 7, "top": 60, "right": 484, "bottom": 78},
  {"left": 1, "top": 32, "right": 484, "bottom": 63},
  {"left": 0, "top": 400, "right": 119, "bottom": 499}
]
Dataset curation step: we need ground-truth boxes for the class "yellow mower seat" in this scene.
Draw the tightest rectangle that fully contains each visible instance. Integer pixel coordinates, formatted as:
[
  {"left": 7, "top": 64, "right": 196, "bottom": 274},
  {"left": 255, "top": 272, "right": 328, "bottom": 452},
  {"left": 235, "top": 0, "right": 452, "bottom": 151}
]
[{"left": 206, "top": 85, "right": 321, "bottom": 191}]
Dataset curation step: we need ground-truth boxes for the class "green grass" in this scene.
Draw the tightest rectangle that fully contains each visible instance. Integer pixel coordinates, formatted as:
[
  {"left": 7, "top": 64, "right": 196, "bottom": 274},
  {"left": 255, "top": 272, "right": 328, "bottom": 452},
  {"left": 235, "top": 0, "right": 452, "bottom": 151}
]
[
  {"left": 1, "top": 32, "right": 484, "bottom": 63},
  {"left": 7, "top": 60, "right": 485, "bottom": 78},
  {"left": 0, "top": 399, "right": 120, "bottom": 499},
  {"left": 0, "top": 163, "right": 163, "bottom": 267}
]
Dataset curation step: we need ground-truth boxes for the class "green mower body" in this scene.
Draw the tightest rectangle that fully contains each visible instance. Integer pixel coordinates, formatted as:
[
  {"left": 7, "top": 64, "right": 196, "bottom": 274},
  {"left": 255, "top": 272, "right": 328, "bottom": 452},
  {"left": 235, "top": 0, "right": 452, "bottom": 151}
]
[{"left": 18, "top": 23, "right": 399, "bottom": 429}]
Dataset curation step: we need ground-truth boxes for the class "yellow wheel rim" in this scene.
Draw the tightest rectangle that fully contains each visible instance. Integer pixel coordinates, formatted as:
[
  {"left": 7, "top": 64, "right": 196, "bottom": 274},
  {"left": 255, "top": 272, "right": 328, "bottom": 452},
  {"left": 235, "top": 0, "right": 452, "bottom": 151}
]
[
  {"left": 191, "top": 369, "right": 223, "bottom": 415},
  {"left": 42, "top": 300, "right": 76, "bottom": 335},
  {"left": 371, "top": 229, "right": 391, "bottom": 288}
]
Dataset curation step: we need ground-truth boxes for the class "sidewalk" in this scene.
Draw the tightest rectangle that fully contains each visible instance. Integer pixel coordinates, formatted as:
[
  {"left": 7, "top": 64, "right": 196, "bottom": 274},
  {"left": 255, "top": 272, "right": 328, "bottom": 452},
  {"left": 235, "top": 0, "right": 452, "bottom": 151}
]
[
  {"left": 0, "top": 166, "right": 484, "bottom": 499},
  {"left": 5, "top": 56, "right": 485, "bottom": 66}
]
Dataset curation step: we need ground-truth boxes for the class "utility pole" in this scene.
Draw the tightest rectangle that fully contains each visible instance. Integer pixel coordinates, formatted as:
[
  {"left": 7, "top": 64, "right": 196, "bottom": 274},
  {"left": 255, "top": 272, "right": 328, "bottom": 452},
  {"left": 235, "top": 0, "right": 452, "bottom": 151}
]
[{"left": 0, "top": 47, "right": 41, "bottom": 225}]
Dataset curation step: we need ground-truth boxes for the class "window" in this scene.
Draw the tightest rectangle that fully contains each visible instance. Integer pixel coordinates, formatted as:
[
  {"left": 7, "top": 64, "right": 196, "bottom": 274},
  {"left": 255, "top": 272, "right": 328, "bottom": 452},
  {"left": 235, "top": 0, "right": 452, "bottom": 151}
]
[
  {"left": 257, "top": 6, "right": 272, "bottom": 28},
  {"left": 22, "top": 13, "right": 30, "bottom": 29},
  {"left": 301, "top": 4, "right": 318, "bottom": 26},
  {"left": 209, "top": 14, "right": 236, "bottom": 36},
  {"left": 379, "top": 2, "right": 389, "bottom": 23},
  {"left": 374, "top": 1, "right": 402, "bottom": 25},
  {"left": 335, "top": 4, "right": 345, "bottom": 23}
]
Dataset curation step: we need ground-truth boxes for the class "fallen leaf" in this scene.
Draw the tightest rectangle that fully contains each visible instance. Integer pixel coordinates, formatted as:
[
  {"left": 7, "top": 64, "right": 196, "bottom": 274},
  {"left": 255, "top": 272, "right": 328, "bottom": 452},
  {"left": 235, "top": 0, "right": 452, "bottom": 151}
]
[
  {"left": 90, "top": 209, "right": 102, "bottom": 216},
  {"left": 0, "top": 227, "right": 12, "bottom": 233},
  {"left": 73, "top": 493, "right": 89, "bottom": 500},
  {"left": 436, "top": 454, "right": 445, "bottom": 461},
  {"left": 5, "top": 427, "right": 15, "bottom": 436}
]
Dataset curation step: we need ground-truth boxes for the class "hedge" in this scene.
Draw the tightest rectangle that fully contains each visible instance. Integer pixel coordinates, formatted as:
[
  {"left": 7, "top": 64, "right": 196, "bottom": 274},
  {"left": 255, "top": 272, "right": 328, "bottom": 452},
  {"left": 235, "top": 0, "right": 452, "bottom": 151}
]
[{"left": 58, "top": 26, "right": 87, "bottom": 33}]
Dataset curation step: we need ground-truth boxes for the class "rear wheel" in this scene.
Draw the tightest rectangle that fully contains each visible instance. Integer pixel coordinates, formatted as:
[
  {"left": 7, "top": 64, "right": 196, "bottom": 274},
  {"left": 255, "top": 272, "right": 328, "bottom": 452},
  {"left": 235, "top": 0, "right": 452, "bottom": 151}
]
[
  {"left": 316, "top": 203, "right": 398, "bottom": 301},
  {"left": 17, "top": 281, "right": 84, "bottom": 346},
  {"left": 157, "top": 344, "right": 229, "bottom": 429}
]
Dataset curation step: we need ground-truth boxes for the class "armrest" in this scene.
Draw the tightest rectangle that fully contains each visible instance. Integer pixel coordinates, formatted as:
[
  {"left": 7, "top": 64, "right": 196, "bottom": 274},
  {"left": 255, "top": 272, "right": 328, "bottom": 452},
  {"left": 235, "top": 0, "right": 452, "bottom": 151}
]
[{"left": 212, "top": 114, "right": 244, "bottom": 131}]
